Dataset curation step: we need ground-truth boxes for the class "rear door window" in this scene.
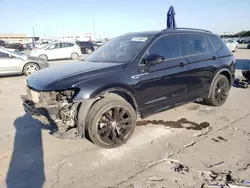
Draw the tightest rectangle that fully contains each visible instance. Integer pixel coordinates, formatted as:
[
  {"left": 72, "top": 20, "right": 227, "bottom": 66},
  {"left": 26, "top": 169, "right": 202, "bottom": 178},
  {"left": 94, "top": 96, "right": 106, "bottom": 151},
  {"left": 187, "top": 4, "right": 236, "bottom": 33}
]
[
  {"left": 180, "top": 34, "right": 208, "bottom": 56},
  {"left": 61, "top": 43, "right": 74, "bottom": 48},
  {"left": 147, "top": 34, "right": 181, "bottom": 60},
  {"left": 208, "top": 35, "right": 223, "bottom": 52}
]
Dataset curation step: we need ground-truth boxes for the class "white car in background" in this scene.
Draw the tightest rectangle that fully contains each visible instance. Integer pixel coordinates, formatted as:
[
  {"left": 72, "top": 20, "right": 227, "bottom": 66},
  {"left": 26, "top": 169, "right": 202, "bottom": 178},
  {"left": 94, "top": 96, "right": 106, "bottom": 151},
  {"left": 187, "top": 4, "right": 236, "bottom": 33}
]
[
  {"left": 223, "top": 38, "right": 238, "bottom": 52},
  {"left": 30, "top": 42, "right": 82, "bottom": 60}
]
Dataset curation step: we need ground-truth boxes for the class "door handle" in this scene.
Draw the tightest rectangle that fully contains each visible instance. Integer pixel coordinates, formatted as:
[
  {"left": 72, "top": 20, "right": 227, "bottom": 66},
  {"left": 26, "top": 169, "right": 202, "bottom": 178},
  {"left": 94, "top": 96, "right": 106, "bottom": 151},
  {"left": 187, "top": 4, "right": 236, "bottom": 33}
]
[
  {"left": 212, "top": 56, "right": 217, "bottom": 60},
  {"left": 178, "top": 62, "right": 186, "bottom": 67}
]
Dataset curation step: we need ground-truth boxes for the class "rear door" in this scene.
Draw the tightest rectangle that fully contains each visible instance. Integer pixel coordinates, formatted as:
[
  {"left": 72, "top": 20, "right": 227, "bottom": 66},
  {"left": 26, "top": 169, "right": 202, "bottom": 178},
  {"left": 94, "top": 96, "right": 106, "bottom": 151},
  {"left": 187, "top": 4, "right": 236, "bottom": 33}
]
[
  {"left": 132, "top": 34, "right": 188, "bottom": 116},
  {"left": 180, "top": 33, "right": 217, "bottom": 101}
]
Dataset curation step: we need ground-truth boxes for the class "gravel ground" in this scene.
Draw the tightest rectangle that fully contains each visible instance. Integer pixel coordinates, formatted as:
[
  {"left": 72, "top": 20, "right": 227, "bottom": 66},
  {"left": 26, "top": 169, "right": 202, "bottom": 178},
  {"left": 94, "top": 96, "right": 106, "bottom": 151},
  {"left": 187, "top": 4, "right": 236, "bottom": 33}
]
[{"left": 0, "top": 49, "right": 250, "bottom": 188}]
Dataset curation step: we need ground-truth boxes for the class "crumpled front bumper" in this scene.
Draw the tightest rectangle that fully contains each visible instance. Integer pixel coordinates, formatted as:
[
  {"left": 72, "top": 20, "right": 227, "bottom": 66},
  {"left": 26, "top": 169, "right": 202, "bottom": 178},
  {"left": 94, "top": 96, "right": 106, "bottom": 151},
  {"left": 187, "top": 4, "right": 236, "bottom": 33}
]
[{"left": 21, "top": 95, "right": 60, "bottom": 125}]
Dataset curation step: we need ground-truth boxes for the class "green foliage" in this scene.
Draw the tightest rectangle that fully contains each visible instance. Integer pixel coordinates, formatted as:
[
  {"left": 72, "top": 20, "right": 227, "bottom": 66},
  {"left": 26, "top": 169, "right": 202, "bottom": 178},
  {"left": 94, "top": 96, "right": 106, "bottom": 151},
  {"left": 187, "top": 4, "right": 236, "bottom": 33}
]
[{"left": 220, "top": 30, "right": 250, "bottom": 38}]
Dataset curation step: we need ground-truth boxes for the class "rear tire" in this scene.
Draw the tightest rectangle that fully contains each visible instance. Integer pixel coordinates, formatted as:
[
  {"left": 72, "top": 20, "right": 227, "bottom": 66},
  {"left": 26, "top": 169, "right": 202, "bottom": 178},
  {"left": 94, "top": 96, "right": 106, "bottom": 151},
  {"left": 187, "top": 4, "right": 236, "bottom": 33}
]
[
  {"left": 39, "top": 54, "right": 48, "bottom": 61},
  {"left": 23, "top": 63, "right": 40, "bottom": 76},
  {"left": 204, "top": 74, "right": 230, "bottom": 106},
  {"left": 71, "top": 52, "right": 79, "bottom": 60},
  {"left": 84, "top": 97, "right": 137, "bottom": 148}
]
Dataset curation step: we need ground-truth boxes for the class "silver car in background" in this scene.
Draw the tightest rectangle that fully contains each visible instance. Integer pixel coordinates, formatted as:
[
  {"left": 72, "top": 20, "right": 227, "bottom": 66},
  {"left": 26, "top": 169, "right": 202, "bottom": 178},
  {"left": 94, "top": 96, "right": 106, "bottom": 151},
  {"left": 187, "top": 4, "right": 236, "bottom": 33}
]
[
  {"left": 223, "top": 38, "right": 238, "bottom": 52},
  {"left": 0, "top": 47, "right": 49, "bottom": 76}
]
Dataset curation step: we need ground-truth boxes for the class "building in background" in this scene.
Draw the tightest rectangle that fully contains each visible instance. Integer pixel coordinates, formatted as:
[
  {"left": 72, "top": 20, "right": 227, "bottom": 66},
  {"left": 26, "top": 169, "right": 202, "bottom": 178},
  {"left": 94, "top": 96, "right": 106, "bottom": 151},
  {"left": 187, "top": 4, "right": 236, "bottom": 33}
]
[
  {"left": 0, "top": 34, "right": 40, "bottom": 43},
  {"left": 0, "top": 34, "right": 28, "bottom": 43}
]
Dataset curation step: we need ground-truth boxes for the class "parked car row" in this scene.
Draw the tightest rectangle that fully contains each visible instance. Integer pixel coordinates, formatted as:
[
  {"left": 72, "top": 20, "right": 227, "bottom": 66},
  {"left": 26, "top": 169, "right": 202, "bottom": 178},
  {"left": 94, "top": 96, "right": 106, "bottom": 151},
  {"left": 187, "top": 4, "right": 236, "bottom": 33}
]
[
  {"left": 0, "top": 40, "right": 26, "bottom": 51},
  {"left": 0, "top": 39, "right": 105, "bottom": 59},
  {"left": 237, "top": 37, "right": 250, "bottom": 44}
]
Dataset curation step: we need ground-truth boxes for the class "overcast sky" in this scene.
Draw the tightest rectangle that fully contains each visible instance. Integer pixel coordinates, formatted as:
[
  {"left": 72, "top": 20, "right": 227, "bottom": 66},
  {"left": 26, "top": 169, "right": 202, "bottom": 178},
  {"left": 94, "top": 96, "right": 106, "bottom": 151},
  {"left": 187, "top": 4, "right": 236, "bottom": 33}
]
[{"left": 1, "top": 0, "right": 250, "bottom": 38}]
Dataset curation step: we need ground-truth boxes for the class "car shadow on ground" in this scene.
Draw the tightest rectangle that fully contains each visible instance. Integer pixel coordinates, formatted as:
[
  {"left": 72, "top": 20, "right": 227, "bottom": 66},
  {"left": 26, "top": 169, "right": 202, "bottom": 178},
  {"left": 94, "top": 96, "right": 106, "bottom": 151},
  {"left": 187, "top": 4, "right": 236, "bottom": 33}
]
[{"left": 6, "top": 114, "right": 46, "bottom": 188}]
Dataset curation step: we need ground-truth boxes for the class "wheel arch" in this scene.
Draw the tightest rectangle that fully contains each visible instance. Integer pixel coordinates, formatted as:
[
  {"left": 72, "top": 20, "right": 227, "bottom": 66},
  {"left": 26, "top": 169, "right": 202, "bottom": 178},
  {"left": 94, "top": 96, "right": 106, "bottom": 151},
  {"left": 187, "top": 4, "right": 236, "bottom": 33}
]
[
  {"left": 76, "top": 86, "right": 139, "bottom": 138},
  {"left": 208, "top": 68, "right": 232, "bottom": 98},
  {"left": 89, "top": 86, "right": 139, "bottom": 112}
]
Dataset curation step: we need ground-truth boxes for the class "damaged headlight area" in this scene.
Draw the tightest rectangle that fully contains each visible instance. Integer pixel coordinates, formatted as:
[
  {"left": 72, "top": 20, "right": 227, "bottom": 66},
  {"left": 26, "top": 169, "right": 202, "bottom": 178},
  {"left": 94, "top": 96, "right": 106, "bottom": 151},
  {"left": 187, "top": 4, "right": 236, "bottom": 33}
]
[{"left": 22, "top": 88, "right": 81, "bottom": 134}]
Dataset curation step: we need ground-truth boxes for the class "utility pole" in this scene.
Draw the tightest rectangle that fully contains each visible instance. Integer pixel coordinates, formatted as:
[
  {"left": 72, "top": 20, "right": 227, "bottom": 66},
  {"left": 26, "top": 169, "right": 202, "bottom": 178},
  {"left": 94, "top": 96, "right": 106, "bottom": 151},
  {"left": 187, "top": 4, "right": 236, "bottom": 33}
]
[
  {"left": 93, "top": 20, "right": 96, "bottom": 41},
  {"left": 32, "top": 26, "right": 35, "bottom": 36}
]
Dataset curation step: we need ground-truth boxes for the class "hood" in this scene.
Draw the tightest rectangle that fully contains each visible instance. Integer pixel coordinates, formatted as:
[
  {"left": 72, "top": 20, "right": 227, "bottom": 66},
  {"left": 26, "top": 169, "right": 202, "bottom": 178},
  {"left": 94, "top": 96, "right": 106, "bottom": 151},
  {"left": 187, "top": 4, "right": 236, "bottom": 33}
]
[{"left": 26, "top": 61, "right": 124, "bottom": 91}]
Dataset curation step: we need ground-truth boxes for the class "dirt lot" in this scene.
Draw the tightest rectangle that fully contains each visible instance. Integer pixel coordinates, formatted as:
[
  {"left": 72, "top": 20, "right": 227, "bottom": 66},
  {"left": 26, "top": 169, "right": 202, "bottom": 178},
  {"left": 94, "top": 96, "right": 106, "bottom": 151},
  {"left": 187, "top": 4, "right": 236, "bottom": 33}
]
[{"left": 0, "top": 50, "right": 250, "bottom": 188}]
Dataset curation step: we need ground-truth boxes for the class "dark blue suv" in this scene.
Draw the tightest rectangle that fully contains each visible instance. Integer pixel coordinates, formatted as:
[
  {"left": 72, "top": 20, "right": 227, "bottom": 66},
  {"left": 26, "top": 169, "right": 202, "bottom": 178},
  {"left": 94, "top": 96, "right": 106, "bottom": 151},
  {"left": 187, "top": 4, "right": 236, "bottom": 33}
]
[{"left": 22, "top": 28, "right": 235, "bottom": 148}]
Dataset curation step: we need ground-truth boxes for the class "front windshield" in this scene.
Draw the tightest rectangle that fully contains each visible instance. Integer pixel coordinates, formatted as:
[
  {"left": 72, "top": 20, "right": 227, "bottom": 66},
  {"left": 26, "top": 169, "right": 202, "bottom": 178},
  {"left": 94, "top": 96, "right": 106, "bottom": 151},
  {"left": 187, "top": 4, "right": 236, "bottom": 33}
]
[{"left": 85, "top": 35, "right": 152, "bottom": 63}]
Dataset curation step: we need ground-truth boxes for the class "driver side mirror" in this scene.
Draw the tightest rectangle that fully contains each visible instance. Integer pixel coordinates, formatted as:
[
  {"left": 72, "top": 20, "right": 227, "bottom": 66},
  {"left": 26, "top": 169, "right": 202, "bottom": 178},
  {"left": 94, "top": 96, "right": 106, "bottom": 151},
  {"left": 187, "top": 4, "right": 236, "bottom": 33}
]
[{"left": 145, "top": 54, "right": 165, "bottom": 66}]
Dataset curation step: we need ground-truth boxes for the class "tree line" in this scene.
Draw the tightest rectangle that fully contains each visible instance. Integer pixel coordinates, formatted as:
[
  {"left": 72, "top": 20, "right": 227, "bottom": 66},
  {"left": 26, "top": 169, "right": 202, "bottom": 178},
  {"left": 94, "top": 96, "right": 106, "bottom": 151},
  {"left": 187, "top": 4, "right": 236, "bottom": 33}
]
[{"left": 221, "top": 30, "right": 250, "bottom": 38}]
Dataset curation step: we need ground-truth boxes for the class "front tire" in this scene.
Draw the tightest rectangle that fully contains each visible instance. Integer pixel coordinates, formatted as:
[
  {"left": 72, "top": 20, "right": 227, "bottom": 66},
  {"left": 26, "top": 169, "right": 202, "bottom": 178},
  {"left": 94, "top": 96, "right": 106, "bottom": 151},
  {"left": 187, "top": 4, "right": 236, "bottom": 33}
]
[
  {"left": 84, "top": 97, "right": 137, "bottom": 148},
  {"left": 71, "top": 52, "right": 79, "bottom": 60},
  {"left": 205, "top": 74, "right": 230, "bottom": 106},
  {"left": 23, "top": 63, "right": 40, "bottom": 76}
]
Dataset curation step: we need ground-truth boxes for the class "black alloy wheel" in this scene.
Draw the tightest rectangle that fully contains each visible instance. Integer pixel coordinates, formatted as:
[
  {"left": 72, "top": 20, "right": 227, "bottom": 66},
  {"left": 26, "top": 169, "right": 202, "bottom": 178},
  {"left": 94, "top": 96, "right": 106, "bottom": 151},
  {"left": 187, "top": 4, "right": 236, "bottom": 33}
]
[
  {"left": 214, "top": 76, "right": 230, "bottom": 105},
  {"left": 205, "top": 74, "right": 230, "bottom": 106},
  {"left": 97, "top": 106, "right": 132, "bottom": 144},
  {"left": 85, "top": 97, "right": 137, "bottom": 148}
]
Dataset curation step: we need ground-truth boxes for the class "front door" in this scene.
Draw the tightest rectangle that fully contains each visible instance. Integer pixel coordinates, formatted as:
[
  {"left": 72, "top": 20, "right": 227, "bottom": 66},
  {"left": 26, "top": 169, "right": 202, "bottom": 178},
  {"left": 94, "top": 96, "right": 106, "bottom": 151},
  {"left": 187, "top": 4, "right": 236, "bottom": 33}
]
[{"left": 130, "top": 34, "right": 188, "bottom": 117}]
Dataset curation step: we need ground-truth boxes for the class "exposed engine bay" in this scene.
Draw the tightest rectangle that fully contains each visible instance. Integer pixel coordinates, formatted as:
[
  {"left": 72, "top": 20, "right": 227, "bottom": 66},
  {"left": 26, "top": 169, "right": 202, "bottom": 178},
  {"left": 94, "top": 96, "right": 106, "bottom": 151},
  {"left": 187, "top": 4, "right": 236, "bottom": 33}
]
[{"left": 22, "top": 87, "right": 80, "bottom": 137}]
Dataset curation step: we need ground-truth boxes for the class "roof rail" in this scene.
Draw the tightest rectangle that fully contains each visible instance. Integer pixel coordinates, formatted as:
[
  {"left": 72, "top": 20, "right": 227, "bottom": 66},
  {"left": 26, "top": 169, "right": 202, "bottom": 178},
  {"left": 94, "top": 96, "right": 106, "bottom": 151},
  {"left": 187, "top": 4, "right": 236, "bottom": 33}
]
[{"left": 162, "top": 28, "right": 212, "bottom": 33}]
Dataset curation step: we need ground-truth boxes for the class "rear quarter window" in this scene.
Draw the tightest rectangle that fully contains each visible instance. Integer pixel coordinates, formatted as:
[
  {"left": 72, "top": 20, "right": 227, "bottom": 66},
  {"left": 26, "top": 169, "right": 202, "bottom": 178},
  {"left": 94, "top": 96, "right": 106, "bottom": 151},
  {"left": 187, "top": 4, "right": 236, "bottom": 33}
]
[
  {"left": 180, "top": 34, "right": 208, "bottom": 56},
  {"left": 208, "top": 35, "right": 223, "bottom": 52}
]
